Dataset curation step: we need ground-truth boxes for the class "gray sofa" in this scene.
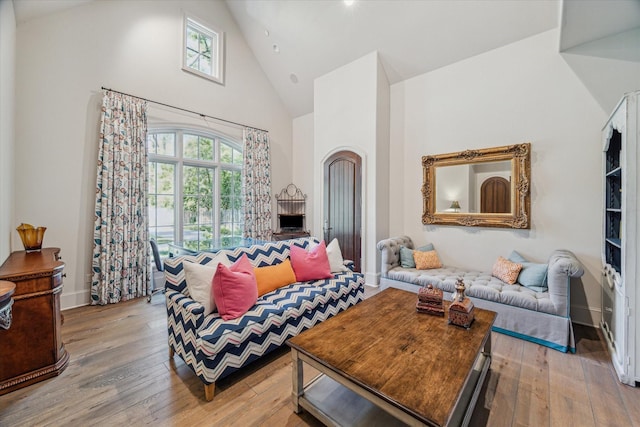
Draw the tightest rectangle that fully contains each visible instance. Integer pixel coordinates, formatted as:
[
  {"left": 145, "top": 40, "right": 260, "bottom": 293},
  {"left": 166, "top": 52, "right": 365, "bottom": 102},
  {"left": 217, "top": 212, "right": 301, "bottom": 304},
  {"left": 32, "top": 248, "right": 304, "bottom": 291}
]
[{"left": 377, "top": 236, "right": 584, "bottom": 353}]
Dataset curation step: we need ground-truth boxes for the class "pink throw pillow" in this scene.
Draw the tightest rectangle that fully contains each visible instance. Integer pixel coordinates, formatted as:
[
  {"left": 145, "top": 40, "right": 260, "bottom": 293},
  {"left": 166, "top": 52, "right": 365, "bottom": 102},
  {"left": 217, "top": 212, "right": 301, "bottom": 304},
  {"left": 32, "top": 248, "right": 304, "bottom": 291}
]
[
  {"left": 212, "top": 254, "right": 258, "bottom": 320},
  {"left": 290, "top": 241, "right": 333, "bottom": 282}
]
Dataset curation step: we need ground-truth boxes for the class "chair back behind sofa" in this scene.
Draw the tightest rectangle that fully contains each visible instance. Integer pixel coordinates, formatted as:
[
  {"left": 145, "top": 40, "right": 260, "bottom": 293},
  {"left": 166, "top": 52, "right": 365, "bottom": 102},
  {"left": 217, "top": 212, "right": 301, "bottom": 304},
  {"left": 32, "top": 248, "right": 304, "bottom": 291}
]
[{"left": 163, "top": 237, "right": 317, "bottom": 294}]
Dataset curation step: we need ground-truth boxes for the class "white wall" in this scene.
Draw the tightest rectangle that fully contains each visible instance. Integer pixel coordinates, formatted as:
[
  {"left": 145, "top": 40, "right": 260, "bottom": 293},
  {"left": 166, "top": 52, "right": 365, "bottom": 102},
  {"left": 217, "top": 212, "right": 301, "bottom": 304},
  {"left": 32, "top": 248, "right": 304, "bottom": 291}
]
[
  {"left": 390, "top": 29, "right": 607, "bottom": 326},
  {"left": 0, "top": 0, "right": 16, "bottom": 262},
  {"left": 292, "top": 113, "right": 314, "bottom": 233},
  {"left": 14, "top": 0, "right": 292, "bottom": 309},
  {"left": 314, "top": 51, "right": 390, "bottom": 285}
]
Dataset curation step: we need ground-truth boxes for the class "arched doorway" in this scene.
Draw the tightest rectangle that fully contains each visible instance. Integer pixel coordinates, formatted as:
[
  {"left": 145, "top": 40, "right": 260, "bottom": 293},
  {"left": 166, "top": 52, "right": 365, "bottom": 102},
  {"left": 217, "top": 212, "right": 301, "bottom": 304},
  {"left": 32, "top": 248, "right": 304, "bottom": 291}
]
[{"left": 323, "top": 151, "right": 362, "bottom": 272}]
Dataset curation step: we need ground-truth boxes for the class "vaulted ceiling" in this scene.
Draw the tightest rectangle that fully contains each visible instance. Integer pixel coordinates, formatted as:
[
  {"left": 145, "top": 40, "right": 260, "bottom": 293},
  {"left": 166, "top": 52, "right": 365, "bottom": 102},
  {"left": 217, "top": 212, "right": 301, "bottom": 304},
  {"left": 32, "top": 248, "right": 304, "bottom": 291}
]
[
  {"left": 226, "top": 0, "right": 560, "bottom": 117},
  {"left": 12, "top": 0, "right": 640, "bottom": 117}
]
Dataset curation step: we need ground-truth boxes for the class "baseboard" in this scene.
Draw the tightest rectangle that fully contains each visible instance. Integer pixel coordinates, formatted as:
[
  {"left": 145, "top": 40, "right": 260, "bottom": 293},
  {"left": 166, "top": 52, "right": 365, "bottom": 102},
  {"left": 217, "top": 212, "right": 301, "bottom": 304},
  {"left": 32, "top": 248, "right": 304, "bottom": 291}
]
[
  {"left": 365, "top": 271, "right": 380, "bottom": 286},
  {"left": 570, "top": 304, "right": 600, "bottom": 328},
  {"left": 61, "top": 289, "right": 91, "bottom": 310}
]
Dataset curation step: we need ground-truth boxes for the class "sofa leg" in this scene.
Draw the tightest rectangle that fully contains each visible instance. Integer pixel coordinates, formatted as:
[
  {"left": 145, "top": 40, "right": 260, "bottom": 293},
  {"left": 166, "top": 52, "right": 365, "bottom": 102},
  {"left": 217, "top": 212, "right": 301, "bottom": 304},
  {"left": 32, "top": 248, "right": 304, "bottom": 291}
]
[
  {"left": 204, "top": 383, "right": 215, "bottom": 401},
  {"left": 169, "top": 347, "right": 175, "bottom": 358}
]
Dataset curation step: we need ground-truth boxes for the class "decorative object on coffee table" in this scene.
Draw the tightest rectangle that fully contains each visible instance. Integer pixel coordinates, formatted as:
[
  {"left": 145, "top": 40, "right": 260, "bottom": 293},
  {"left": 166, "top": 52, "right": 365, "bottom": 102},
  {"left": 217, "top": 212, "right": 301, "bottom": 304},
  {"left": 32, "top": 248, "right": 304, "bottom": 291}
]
[
  {"left": 16, "top": 223, "right": 46, "bottom": 252},
  {"left": 416, "top": 283, "right": 444, "bottom": 316},
  {"left": 448, "top": 277, "right": 475, "bottom": 329}
]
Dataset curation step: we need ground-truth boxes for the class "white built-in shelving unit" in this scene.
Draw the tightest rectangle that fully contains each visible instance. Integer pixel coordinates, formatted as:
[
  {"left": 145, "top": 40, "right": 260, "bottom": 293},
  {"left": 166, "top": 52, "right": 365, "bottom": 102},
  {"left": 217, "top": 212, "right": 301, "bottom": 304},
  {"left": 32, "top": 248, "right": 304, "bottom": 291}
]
[{"left": 601, "top": 90, "right": 639, "bottom": 386}]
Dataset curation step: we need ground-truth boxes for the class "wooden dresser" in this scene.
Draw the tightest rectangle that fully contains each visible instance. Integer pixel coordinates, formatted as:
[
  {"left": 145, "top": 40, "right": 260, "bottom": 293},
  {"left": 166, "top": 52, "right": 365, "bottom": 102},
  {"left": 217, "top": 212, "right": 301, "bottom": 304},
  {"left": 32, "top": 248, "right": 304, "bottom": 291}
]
[{"left": 0, "top": 248, "right": 69, "bottom": 395}]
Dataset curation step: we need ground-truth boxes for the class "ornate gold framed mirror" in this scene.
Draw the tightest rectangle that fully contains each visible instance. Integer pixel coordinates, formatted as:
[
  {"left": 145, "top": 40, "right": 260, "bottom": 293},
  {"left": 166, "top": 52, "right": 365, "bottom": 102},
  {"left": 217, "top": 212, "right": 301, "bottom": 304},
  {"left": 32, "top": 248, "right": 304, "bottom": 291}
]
[{"left": 421, "top": 143, "right": 531, "bottom": 229}]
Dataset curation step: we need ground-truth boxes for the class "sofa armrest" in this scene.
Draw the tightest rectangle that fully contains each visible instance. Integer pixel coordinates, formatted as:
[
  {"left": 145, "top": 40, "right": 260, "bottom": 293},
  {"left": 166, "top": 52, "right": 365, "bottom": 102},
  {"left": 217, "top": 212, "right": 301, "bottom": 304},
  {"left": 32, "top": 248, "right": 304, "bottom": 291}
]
[
  {"left": 166, "top": 290, "right": 206, "bottom": 336},
  {"left": 546, "top": 250, "right": 584, "bottom": 317},
  {"left": 376, "top": 236, "right": 414, "bottom": 277}
]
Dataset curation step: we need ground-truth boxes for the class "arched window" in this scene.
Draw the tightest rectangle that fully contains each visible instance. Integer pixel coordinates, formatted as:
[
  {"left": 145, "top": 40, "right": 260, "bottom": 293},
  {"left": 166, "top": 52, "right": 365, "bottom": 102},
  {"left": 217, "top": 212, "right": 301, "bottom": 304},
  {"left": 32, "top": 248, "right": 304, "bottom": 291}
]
[{"left": 147, "top": 128, "right": 242, "bottom": 257}]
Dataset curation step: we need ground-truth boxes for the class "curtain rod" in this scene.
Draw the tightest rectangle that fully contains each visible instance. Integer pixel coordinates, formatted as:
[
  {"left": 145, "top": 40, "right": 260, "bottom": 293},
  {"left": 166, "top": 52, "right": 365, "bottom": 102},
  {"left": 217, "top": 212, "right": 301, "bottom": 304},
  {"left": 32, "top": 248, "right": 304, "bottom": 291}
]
[{"left": 100, "top": 86, "right": 268, "bottom": 133}]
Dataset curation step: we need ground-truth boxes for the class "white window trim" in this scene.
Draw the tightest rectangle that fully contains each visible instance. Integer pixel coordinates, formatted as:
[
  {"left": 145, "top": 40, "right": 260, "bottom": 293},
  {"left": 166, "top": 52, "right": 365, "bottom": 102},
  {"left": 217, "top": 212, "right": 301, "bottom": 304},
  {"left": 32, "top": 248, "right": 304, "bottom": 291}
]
[{"left": 182, "top": 13, "right": 225, "bottom": 85}]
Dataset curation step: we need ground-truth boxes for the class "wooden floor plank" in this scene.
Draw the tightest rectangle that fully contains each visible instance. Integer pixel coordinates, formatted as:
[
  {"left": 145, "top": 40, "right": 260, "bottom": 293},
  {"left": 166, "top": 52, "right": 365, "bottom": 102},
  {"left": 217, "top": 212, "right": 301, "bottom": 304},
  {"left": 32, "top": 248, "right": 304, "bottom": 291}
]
[
  {"left": 582, "top": 357, "right": 632, "bottom": 427},
  {"left": 513, "top": 341, "right": 550, "bottom": 427},
  {"left": 1, "top": 293, "right": 638, "bottom": 427},
  {"left": 484, "top": 332, "right": 523, "bottom": 427}
]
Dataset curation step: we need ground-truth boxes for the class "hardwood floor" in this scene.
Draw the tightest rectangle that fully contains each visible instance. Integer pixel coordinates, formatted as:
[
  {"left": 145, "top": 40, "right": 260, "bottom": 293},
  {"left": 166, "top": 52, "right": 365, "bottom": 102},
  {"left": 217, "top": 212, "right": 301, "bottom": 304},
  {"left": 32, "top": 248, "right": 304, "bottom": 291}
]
[{"left": 1, "top": 286, "right": 638, "bottom": 426}]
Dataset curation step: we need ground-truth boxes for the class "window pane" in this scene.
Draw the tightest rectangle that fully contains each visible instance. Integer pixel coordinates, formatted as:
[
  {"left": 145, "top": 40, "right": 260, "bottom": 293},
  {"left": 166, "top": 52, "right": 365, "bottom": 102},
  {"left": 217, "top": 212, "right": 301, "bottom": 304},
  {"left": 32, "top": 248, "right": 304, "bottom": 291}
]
[
  {"left": 183, "top": 166, "right": 198, "bottom": 195},
  {"left": 186, "top": 49, "right": 198, "bottom": 69},
  {"left": 198, "top": 225, "right": 213, "bottom": 245},
  {"left": 154, "top": 226, "right": 174, "bottom": 258},
  {"left": 183, "top": 196, "right": 197, "bottom": 225},
  {"left": 157, "top": 163, "right": 175, "bottom": 194},
  {"left": 148, "top": 195, "right": 157, "bottom": 227},
  {"left": 183, "top": 225, "right": 199, "bottom": 250},
  {"left": 148, "top": 162, "right": 157, "bottom": 194},
  {"left": 233, "top": 148, "right": 242, "bottom": 165},
  {"left": 184, "top": 134, "right": 198, "bottom": 159},
  {"left": 220, "top": 144, "right": 232, "bottom": 164},
  {"left": 156, "top": 195, "right": 174, "bottom": 226},
  {"left": 186, "top": 27, "right": 199, "bottom": 52},
  {"left": 156, "top": 133, "right": 175, "bottom": 156},
  {"left": 199, "top": 56, "right": 212, "bottom": 75},
  {"left": 233, "top": 202, "right": 242, "bottom": 221},
  {"left": 199, "top": 33, "right": 212, "bottom": 56},
  {"left": 199, "top": 203, "right": 213, "bottom": 225},
  {"left": 200, "top": 137, "right": 213, "bottom": 161},
  {"left": 147, "top": 134, "right": 157, "bottom": 154},
  {"left": 198, "top": 167, "right": 213, "bottom": 195}
]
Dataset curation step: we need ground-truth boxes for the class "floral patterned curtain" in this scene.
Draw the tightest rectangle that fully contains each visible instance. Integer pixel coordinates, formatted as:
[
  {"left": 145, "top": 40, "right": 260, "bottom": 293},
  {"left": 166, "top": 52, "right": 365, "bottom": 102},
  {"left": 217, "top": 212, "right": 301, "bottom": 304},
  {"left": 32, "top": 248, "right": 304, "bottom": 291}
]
[
  {"left": 242, "top": 128, "right": 273, "bottom": 241},
  {"left": 91, "top": 91, "right": 149, "bottom": 305}
]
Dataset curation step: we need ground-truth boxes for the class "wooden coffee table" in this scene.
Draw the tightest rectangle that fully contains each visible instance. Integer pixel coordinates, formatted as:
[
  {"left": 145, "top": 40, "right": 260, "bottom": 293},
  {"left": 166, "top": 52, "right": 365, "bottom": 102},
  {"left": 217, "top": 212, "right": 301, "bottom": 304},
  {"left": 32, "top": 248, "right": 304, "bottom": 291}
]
[{"left": 287, "top": 287, "right": 496, "bottom": 427}]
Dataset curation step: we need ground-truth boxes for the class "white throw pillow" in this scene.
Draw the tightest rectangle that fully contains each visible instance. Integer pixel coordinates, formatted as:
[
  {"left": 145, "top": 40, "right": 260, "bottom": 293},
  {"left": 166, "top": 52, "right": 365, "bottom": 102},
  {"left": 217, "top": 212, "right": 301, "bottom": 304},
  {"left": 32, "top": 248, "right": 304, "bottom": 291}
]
[
  {"left": 184, "top": 252, "right": 231, "bottom": 315},
  {"left": 311, "top": 238, "right": 348, "bottom": 273}
]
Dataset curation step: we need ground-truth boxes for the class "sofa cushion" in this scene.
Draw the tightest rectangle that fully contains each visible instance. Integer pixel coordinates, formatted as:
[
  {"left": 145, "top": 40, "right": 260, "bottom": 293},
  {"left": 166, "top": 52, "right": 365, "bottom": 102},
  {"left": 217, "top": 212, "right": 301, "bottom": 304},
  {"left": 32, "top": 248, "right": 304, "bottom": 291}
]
[
  {"left": 326, "top": 238, "right": 349, "bottom": 273},
  {"left": 290, "top": 240, "right": 333, "bottom": 282},
  {"left": 261, "top": 271, "right": 364, "bottom": 313},
  {"left": 414, "top": 249, "right": 442, "bottom": 270},
  {"left": 213, "top": 254, "right": 259, "bottom": 320},
  {"left": 492, "top": 256, "right": 522, "bottom": 285},
  {"left": 254, "top": 259, "right": 296, "bottom": 297},
  {"left": 183, "top": 252, "right": 231, "bottom": 315},
  {"left": 508, "top": 250, "right": 548, "bottom": 292},
  {"left": 385, "top": 266, "right": 560, "bottom": 315},
  {"left": 399, "top": 243, "right": 434, "bottom": 268}
]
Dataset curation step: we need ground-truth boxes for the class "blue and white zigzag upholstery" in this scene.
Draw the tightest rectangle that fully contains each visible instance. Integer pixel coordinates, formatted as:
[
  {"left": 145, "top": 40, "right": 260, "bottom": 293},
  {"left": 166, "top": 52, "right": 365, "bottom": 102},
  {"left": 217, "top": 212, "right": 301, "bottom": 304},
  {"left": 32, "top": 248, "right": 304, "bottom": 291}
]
[{"left": 164, "top": 238, "right": 365, "bottom": 389}]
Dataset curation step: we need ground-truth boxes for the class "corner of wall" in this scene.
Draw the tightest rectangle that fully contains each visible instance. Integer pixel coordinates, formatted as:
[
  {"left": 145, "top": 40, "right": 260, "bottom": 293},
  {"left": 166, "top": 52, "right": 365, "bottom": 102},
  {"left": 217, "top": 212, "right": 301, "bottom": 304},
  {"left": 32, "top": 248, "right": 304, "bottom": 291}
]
[{"left": 0, "top": 0, "right": 16, "bottom": 262}]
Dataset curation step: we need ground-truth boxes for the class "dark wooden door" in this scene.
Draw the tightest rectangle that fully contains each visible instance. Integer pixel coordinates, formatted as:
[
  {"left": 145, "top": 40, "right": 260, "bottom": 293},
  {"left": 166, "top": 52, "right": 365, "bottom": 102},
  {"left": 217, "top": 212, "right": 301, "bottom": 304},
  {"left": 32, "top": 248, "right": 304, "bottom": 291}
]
[
  {"left": 323, "top": 151, "right": 362, "bottom": 272},
  {"left": 481, "top": 176, "right": 511, "bottom": 213}
]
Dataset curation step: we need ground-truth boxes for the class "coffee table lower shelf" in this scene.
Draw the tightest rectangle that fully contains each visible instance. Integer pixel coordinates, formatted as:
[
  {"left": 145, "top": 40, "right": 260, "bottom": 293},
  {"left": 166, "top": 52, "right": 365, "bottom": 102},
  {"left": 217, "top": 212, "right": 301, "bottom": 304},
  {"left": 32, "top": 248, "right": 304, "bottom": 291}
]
[{"left": 292, "top": 350, "right": 491, "bottom": 427}]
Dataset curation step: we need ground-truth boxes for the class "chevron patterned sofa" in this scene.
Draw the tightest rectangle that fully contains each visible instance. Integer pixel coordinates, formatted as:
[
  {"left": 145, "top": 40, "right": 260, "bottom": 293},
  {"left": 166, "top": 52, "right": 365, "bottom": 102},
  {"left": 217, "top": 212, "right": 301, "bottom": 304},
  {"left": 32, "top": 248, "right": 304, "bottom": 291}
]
[
  {"left": 163, "top": 237, "right": 365, "bottom": 401},
  {"left": 377, "top": 236, "right": 584, "bottom": 353}
]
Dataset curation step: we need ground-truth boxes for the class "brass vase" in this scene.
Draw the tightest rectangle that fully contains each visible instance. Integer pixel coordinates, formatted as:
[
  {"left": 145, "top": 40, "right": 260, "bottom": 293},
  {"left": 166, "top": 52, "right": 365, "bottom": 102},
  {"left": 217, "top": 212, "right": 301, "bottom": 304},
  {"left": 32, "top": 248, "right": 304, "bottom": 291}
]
[{"left": 16, "top": 223, "right": 46, "bottom": 252}]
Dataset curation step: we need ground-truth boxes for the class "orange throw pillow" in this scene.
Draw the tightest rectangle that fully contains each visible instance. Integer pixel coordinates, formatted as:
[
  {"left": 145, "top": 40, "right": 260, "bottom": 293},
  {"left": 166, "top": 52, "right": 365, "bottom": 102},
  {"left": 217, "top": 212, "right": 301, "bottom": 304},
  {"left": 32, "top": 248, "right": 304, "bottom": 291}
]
[
  {"left": 254, "top": 259, "right": 297, "bottom": 296},
  {"left": 413, "top": 250, "right": 443, "bottom": 270},
  {"left": 492, "top": 256, "right": 523, "bottom": 285}
]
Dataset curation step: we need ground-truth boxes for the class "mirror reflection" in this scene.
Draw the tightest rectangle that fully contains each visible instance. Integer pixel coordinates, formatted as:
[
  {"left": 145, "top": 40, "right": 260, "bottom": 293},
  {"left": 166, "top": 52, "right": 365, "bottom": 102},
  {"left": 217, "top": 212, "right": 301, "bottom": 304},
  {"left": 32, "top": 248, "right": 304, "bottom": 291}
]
[{"left": 435, "top": 161, "right": 511, "bottom": 213}]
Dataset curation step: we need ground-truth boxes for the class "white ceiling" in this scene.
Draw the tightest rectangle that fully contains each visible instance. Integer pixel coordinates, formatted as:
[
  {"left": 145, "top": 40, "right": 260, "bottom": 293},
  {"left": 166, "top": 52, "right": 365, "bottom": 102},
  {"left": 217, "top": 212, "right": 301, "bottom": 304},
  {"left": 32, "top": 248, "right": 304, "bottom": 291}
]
[
  {"left": 226, "top": 0, "right": 560, "bottom": 117},
  {"left": 12, "top": 0, "right": 640, "bottom": 118},
  {"left": 12, "top": 0, "right": 93, "bottom": 24}
]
